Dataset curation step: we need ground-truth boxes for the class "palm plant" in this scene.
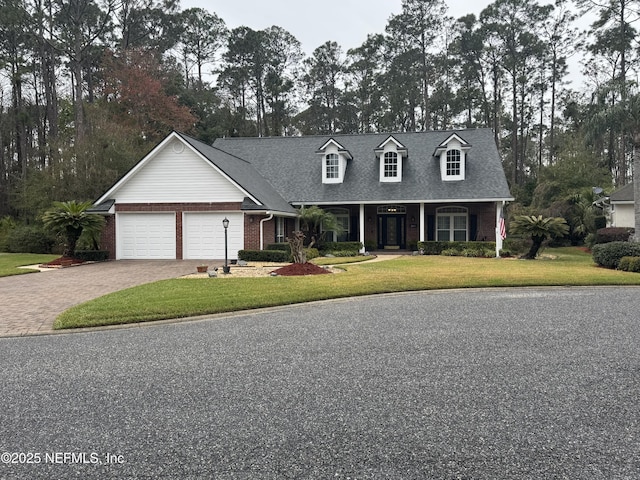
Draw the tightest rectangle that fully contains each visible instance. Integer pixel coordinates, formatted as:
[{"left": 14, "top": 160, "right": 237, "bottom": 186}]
[
  {"left": 298, "top": 205, "right": 342, "bottom": 248},
  {"left": 42, "top": 201, "right": 105, "bottom": 258},
  {"left": 510, "top": 215, "right": 569, "bottom": 259}
]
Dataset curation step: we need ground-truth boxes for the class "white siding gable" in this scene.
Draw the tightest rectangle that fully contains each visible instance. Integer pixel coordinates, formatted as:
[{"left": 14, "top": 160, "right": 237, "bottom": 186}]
[
  {"left": 317, "top": 138, "right": 351, "bottom": 184},
  {"left": 111, "top": 139, "right": 247, "bottom": 204},
  {"left": 376, "top": 137, "right": 407, "bottom": 183},
  {"left": 435, "top": 135, "right": 469, "bottom": 182}
]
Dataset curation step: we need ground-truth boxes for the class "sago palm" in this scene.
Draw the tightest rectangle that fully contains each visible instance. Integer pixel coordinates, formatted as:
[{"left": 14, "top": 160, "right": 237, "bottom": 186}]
[
  {"left": 42, "top": 200, "right": 105, "bottom": 258},
  {"left": 510, "top": 215, "right": 569, "bottom": 259}
]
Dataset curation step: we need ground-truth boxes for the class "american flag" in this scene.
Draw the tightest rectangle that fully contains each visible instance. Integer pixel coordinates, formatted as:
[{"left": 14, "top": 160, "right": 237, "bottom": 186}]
[{"left": 499, "top": 210, "right": 507, "bottom": 240}]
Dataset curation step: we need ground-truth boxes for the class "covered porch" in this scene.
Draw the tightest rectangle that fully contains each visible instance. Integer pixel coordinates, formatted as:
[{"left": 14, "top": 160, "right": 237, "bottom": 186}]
[{"left": 284, "top": 201, "right": 507, "bottom": 256}]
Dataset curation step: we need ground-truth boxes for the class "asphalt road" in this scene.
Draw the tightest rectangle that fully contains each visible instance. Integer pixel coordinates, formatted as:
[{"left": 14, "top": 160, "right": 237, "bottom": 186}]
[{"left": 1, "top": 287, "right": 639, "bottom": 479}]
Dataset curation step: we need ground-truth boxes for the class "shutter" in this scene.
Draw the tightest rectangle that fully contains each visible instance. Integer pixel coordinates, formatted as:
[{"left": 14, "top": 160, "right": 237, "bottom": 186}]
[
  {"left": 350, "top": 215, "right": 358, "bottom": 241},
  {"left": 427, "top": 215, "right": 435, "bottom": 241},
  {"left": 470, "top": 214, "right": 478, "bottom": 241}
]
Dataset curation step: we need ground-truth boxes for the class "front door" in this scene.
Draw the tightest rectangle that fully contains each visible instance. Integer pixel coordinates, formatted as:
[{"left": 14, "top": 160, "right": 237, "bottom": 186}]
[{"left": 378, "top": 215, "right": 406, "bottom": 249}]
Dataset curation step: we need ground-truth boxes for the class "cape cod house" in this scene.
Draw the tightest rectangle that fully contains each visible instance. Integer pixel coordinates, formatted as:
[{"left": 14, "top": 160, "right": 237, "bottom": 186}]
[{"left": 93, "top": 129, "right": 513, "bottom": 260}]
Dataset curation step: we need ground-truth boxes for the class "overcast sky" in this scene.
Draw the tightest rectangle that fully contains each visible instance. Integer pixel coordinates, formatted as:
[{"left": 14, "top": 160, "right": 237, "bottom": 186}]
[{"left": 181, "top": 0, "right": 494, "bottom": 55}]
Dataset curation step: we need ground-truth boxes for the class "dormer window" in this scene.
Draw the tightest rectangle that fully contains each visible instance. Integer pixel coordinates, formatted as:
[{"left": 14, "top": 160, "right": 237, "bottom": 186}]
[
  {"left": 325, "top": 154, "right": 340, "bottom": 179},
  {"left": 317, "top": 138, "right": 352, "bottom": 184},
  {"left": 383, "top": 152, "right": 398, "bottom": 178},
  {"left": 376, "top": 136, "right": 407, "bottom": 183},
  {"left": 446, "top": 149, "right": 461, "bottom": 176},
  {"left": 434, "top": 133, "right": 470, "bottom": 181}
]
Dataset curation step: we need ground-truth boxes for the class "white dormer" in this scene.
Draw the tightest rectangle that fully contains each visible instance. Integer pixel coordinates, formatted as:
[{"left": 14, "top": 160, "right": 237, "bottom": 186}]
[
  {"left": 316, "top": 138, "right": 352, "bottom": 184},
  {"left": 433, "top": 133, "right": 471, "bottom": 181},
  {"left": 375, "top": 136, "right": 408, "bottom": 183}
]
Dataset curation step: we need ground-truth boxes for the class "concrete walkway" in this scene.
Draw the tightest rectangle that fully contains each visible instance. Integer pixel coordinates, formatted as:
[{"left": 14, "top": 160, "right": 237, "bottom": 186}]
[{"left": 0, "top": 260, "right": 213, "bottom": 337}]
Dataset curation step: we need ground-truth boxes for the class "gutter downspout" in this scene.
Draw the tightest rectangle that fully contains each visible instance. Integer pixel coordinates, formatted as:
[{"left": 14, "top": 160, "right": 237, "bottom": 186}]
[
  {"left": 260, "top": 213, "right": 273, "bottom": 251},
  {"left": 496, "top": 201, "right": 505, "bottom": 257}
]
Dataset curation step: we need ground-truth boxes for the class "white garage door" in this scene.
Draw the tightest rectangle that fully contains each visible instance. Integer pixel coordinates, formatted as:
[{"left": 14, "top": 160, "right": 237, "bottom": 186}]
[
  {"left": 117, "top": 213, "right": 176, "bottom": 259},
  {"left": 183, "top": 212, "right": 244, "bottom": 260}
]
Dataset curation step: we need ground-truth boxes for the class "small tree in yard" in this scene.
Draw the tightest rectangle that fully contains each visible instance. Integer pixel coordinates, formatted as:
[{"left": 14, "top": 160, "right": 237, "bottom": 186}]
[
  {"left": 287, "top": 231, "right": 308, "bottom": 264},
  {"left": 42, "top": 201, "right": 105, "bottom": 258},
  {"left": 298, "top": 205, "right": 342, "bottom": 248},
  {"left": 510, "top": 215, "right": 569, "bottom": 259},
  {"left": 288, "top": 206, "right": 344, "bottom": 264}
]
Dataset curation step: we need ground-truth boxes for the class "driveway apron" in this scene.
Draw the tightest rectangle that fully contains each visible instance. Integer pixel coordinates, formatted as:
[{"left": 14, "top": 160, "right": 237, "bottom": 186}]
[{"left": 0, "top": 260, "right": 209, "bottom": 337}]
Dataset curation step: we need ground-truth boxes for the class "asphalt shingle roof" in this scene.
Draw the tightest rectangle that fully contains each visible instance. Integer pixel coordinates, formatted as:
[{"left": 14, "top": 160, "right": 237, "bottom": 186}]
[
  {"left": 176, "top": 132, "right": 297, "bottom": 215},
  {"left": 212, "top": 128, "right": 512, "bottom": 205},
  {"left": 610, "top": 182, "right": 634, "bottom": 202}
]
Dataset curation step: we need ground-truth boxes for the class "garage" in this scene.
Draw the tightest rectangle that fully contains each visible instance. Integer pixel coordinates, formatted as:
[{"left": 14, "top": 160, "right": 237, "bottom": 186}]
[
  {"left": 183, "top": 212, "right": 244, "bottom": 260},
  {"left": 117, "top": 213, "right": 176, "bottom": 259}
]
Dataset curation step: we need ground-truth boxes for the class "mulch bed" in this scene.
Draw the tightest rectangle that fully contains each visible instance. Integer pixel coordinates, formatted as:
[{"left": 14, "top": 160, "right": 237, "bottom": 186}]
[
  {"left": 40, "top": 256, "right": 86, "bottom": 267},
  {"left": 271, "top": 262, "right": 330, "bottom": 276}
]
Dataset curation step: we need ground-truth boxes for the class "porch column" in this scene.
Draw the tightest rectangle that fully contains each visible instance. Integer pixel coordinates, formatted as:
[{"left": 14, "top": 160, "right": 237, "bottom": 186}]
[
  {"left": 419, "top": 203, "right": 425, "bottom": 242},
  {"left": 359, "top": 203, "right": 366, "bottom": 253},
  {"left": 495, "top": 201, "right": 505, "bottom": 257}
]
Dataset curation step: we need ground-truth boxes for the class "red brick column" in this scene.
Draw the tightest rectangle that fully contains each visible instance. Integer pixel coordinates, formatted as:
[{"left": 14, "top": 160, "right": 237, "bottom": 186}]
[{"left": 101, "top": 215, "right": 116, "bottom": 260}]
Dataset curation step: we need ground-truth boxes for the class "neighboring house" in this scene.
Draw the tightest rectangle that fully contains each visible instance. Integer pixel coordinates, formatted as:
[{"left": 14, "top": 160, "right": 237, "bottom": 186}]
[
  {"left": 93, "top": 129, "right": 513, "bottom": 260},
  {"left": 607, "top": 182, "right": 635, "bottom": 228}
]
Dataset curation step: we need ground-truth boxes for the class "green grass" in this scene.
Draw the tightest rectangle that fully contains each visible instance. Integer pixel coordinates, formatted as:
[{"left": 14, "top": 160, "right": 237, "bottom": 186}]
[
  {"left": 55, "top": 247, "right": 640, "bottom": 330},
  {"left": 0, "top": 253, "right": 59, "bottom": 277},
  {"left": 312, "top": 255, "right": 373, "bottom": 266}
]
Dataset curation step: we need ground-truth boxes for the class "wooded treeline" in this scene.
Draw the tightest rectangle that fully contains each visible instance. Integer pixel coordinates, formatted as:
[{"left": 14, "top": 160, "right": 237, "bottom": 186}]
[{"left": 1, "top": 0, "right": 638, "bottom": 225}]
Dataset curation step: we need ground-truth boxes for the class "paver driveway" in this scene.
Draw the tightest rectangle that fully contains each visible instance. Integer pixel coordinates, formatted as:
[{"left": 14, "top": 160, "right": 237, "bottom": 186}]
[{"left": 0, "top": 260, "right": 213, "bottom": 337}]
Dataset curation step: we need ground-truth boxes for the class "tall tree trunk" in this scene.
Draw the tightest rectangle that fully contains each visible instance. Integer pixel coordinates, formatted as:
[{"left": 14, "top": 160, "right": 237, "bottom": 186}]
[
  {"left": 73, "top": 34, "right": 86, "bottom": 142},
  {"left": 511, "top": 72, "right": 518, "bottom": 185},
  {"left": 549, "top": 50, "right": 557, "bottom": 165},
  {"left": 634, "top": 138, "right": 640, "bottom": 242}
]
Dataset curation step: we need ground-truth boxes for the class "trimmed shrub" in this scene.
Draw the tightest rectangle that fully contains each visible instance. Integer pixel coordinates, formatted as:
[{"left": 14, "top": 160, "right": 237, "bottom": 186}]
[
  {"left": 320, "top": 241, "right": 363, "bottom": 253},
  {"left": 418, "top": 241, "right": 496, "bottom": 256},
  {"left": 75, "top": 250, "right": 110, "bottom": 262},
  {"left": 618, "top": 256, "right": 640, "bottom": 273},
  {"left": 6, "top": 225, "right": 56, "bottom": 254},
  {"left": 592, "top": 242, "right": 640, "bottom": 269},
  {"left": 238, "top": 249, "right": 289, "bottom": 262},
  {"left": 595, "top": 227, "right": 634, "bottom": 244},
  {"left": 461, "top": 247, "right": 494, "bottom": 258},
  {"left": 502, "top": 237, "right": 529, "bottom": 256},
  {"left": 304, "top": 248, "right": 320, "bottom": 261},
  {"left": 364, "top": 240, "right": 376, "bottom": 252},
  {"left": 325, "top": 250, "right": 359, "bottom": 257}
]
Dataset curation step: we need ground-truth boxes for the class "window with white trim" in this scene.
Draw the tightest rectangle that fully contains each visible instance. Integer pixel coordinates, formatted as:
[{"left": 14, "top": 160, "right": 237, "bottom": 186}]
[
  {"left": 434, "top": 134, "right": 468, "bottom": 181},
  {"left": 378, "top": 145, "right": 404, "bottom": 182},
  {"left": 383, "top": 152, "right": 398, "bottom": 178},
  {"left": 446, "top": 149, "right": 461, "bottom": 176},
  {"left": 275, "top": 217, "right": 286, "bottom": 243},
  {"left": 436, "top": 207, "right": 468, "bottom": 241},
  {"left": 318, "top": 139, "right": 351, "bottom": 184},
  {"left": 323, "top": 208, "right": 350, "bottom": 242},
  {"left": 325, "top": 154, "right": 339, "bottom": 179}
]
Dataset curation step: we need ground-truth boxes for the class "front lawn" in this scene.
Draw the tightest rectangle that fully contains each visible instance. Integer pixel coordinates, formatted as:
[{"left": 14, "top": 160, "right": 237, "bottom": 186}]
[
  {"left": 0, "top": 253, "right": 59, "bottom": 277},
  {"left": 54, "top": 247, "right": 640, "bottom": 330}
]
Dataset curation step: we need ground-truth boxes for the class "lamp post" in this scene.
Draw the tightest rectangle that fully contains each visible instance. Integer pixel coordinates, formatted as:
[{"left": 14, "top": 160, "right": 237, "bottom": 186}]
[{"left": 222, "top": 217, "right": 230, "bottom": 274}]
